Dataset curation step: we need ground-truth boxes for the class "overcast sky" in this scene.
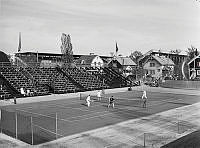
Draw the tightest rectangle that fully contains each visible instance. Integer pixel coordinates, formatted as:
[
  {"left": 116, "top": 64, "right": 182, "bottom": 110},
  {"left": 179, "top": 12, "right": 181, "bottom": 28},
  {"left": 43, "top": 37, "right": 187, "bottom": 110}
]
[{"left": 1, "top": 0, "right": 200, "bottom": 56}]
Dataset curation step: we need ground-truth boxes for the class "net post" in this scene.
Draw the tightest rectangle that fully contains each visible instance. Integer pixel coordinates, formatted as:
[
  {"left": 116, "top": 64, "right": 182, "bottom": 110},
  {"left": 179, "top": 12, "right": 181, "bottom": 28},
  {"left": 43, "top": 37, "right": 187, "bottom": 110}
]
[
  {"left": 177, "top": 121, "right": 180, "bottom": 134},
  {"left": 143, "top": 133, "right": 146, "bottom": 148},
  {"left": 31, "top": 116, "right": 34, "bottom": 145},
  {"left": 56, "top": 112, "right": 58, "bottom": 139},
  {"left": 15, "top": 112, "right": 17, "bottom": 139}
]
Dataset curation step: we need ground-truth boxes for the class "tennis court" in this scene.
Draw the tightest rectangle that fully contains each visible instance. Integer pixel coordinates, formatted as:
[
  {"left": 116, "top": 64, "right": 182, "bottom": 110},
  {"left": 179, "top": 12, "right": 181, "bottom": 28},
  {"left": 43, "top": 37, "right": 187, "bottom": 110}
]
[{"left": 1, "top": 89, "right": 199, "bottom": 145}]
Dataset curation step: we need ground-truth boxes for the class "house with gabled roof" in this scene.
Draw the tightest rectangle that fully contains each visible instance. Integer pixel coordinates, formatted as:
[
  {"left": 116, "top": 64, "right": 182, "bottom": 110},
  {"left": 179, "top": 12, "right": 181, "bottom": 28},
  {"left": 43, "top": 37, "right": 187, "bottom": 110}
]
[
  {"left": 75, "top": 54, "right": 104, "bottom": 68},
  {"left": 108, "top": 56, "right": 137, "bottom": 77},
  {"left": 188, "top": 54, "right": 200, "bottom": 80},
  {"left": 138, "top": 50, "right": 187, "bottom": 80},
  {"left": 143, "top": 55, "right": 175, "bottom": 79}
]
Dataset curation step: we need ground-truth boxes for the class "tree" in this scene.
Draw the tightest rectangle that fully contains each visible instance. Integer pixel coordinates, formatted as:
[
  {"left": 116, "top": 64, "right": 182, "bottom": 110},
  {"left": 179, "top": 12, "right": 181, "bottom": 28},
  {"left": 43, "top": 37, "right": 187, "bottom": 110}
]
[
  {"left": 129, "top": 50, "right": 143, "bottom": 63},
  {"left": 186, "top": 45, "right": 199, "bottom": 60},
  {"left": 61, "top": 33, "right": 74, "bottom": 64}
]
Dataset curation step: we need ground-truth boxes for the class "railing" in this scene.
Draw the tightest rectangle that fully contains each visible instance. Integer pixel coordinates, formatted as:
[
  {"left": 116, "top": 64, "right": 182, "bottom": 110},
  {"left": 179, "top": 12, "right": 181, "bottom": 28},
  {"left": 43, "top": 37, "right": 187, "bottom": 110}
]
[{"left": 0, "top": 62, "right": 12, "bottom": 67}]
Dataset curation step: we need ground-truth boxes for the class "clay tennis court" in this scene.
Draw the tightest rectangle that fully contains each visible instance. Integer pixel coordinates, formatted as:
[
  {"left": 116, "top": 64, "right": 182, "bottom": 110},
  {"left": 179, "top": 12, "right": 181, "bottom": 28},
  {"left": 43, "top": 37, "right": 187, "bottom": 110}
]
[{"left": 1, "top": 88, "right": 199, "bottom": 145}]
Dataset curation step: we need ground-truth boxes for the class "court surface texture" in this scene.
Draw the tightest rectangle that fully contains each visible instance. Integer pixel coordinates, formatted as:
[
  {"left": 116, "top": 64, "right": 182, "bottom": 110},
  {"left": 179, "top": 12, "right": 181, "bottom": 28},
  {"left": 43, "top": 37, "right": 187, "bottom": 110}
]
[{"left": 1, "top": 86, "right": 200, "bottom": 147}]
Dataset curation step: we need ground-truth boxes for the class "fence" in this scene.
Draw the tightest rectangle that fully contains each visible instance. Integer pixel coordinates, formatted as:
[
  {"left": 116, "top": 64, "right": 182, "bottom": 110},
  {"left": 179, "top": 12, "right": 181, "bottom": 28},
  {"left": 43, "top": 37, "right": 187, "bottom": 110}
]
[
  {"left": 0, "top": 107, "right": 199, "bottom": 146},
  {"left": 104, "top": 121, "right": 198, "bottom": 148},
  {"left": 0, "top": 108, "right": 61, "bottom": 145},
  {"left": 160, "top": 80, "right": 200, "bottom": 89}
]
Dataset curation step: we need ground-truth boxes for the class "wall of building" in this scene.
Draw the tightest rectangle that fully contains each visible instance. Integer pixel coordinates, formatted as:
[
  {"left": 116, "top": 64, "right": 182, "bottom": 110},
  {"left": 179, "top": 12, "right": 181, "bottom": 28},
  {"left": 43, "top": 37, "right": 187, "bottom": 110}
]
[
  {"left": 143, "top": 59, "right": 162, "bottom": 78},
  {"left": 91, "top": 56, "right": 104, "bottom": 68}
]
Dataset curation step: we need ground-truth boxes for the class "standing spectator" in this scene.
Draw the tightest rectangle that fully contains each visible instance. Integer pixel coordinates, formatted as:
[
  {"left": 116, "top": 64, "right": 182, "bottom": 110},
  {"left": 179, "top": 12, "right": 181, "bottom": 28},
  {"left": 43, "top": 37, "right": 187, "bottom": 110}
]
[
  {"left": 97, "top": 90, "right": 101, "bottom": 101},
  {"left": 14, "top": 96, "right": 17, "bottom": 104}
]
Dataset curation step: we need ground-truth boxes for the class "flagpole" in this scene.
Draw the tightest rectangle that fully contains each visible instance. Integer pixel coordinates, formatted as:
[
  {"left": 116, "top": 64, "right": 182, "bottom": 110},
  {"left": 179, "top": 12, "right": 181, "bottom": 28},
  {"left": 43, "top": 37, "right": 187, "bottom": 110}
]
[
  {"left": 18, "top": 32, "right": 21, "bottom": 53},
  {"left": 115, "top": 42, "right": 118, "bottom": 57}
]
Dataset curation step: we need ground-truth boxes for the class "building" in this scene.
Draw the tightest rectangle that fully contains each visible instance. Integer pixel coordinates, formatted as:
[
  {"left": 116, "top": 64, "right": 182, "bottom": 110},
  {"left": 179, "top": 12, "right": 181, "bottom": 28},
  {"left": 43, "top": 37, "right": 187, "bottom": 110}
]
[
  {"left": 138, "top": 50, "right": 187, "bottom": 79},
  {"left": 76, "top": 54, "right": 104, "bottom": 68},
  {"left": 108, "top": 56, "right": 137, "bottom": 78},
  {"left": 188, "top": 54, "right": 200, "bottom": 80},
  {"left": 15, "top": 52, "right": 111, "bottom": 68},
  {"left": 143, "top": 55, "right": 175, "bottom": 80}
]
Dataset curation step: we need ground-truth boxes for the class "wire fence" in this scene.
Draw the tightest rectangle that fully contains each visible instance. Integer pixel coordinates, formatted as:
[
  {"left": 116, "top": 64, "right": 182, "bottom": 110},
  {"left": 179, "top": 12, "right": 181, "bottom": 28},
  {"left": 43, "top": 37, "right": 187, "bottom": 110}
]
[
  {"left": 103, "top": 123, "right": 198, "bottom": 148},
  {"left": 0, "top": 108, "right": 61, "bottom": 145},
  {"left": 0, "top": 105, "right": 199, "bottom": 146}
]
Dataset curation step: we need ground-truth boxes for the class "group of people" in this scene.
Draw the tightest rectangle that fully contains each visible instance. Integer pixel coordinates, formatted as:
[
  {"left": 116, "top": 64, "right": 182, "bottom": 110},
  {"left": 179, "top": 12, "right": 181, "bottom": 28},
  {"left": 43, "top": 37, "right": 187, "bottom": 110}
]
[
  {"left": 20, "top": 87, "right": 32, "bottom": 97},
  {"left": 86, "top": 90, "right": 115, "bottom": 108},
  {"left": 85, "top": 89, "right": 148, "bottom": 108}
]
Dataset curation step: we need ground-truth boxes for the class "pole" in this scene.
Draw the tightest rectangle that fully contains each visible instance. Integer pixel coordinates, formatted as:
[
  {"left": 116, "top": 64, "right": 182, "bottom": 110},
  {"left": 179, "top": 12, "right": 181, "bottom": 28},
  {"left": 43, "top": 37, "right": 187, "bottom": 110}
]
[
  {"left": 31, "top": 116, "right": 34, "bottom": 145},
  {"left": 178, "top": 121, "right": 179, "bottom": 134},
  {"left": 15, "top": 112, "right": 17, "bottom": 139},
  {"left": 56, "top": 113, "right": 58, "bottom": 139},
  {"left": 144, "top": 133, "right": 146, "bottom": 147}
]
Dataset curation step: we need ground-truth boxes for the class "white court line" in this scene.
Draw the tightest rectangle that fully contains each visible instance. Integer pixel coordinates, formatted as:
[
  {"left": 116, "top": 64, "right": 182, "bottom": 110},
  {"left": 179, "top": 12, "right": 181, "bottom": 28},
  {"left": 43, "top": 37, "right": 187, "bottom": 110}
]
[
  {"left": 14, "top": 96, "right": 186, "bottom": 126},
  {"left": 58, "top": 97, "right": 186, "bottom": 123}
]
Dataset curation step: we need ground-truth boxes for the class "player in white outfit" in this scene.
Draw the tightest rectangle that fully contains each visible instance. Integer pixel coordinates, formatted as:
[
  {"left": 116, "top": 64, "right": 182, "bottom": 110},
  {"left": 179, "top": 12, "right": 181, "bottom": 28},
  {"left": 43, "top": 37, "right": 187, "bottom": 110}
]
[
  {"left": 142, "top": 90, "right": 147, "bottom": 108},
  {"left": 86, "top": 95, "right": 91, "bottom": 107}
]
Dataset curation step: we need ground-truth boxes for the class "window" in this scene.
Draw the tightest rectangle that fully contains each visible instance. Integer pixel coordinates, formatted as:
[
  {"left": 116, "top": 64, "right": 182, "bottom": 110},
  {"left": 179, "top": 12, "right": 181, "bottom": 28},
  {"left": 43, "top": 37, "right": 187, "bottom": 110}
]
[
  {"left": 150, "top": 70, "right": 155, "bottom": 75},
  {"left": 81, "top": 60, "right": 85, "bottom": 64},
  {"left": 150, "top": 63, "right": 155, "bottom": 67},
  {"left": 197, "top": 70, "right": 200, "bottom": 75}
]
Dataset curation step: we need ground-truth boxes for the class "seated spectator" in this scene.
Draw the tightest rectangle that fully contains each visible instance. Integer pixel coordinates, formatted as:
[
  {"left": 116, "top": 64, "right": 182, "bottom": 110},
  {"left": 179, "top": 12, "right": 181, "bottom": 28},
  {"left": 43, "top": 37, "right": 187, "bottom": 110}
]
[
  {"left": 26, "top": 89, "right": 30, "bottom": 96},
  {"left": 20, "top": 87, "right": 26, "bottom": 96}
]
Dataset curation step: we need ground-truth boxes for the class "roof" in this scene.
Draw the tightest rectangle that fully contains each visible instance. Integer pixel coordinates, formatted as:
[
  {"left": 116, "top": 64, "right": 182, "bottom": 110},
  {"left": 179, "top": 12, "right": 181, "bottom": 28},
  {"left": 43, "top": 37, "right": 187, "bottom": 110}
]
[
  {"left": 109, "top": 57, "right": 137, "bottom": 66},
  {"left": 76, "top": 55, "right": 99, "bottom": 64},
  {"left": 15, "top": 52, "right": 112, "bottom": 60},
  {"left": 188, "top": 54, "right": 200, "bottom": 65},
  {"left": 0, "top": 51, "right": 10, "bottom": 63},
  {"left": 138, "top": 49, "right": 187, "bottom": 62},
  {"left": 145, "top": 55, "right": 175, "bottom": 66}
]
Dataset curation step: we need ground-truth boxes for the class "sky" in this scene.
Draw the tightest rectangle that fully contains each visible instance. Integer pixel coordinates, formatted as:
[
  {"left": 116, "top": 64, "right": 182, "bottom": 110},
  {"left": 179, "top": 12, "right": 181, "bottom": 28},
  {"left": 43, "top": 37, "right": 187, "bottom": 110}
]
[{"left": 0, "top": 0, "right": 200, "bottom": 56}]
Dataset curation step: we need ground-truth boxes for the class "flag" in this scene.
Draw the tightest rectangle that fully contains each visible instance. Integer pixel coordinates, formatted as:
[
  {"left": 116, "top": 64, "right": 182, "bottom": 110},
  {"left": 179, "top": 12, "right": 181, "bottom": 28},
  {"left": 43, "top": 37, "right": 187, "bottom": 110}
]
[
  {"left": 116, "top": 42, "right": 118, "bottom": 53},
  {"left": 18, "top": 32, "right": 21, "bottom": 52}
]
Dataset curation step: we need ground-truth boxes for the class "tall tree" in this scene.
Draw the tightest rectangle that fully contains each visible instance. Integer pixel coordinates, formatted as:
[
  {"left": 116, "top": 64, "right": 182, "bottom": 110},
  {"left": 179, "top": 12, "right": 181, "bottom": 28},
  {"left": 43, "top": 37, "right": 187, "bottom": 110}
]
[
  {"left": 129, "top": 50, "right": 143, "bottom": 63},
  {"left": 61, "top": 33, "right": 74, "bottom": 64},
  {"left": 186, "top": 45, "right": 199, "bottom": 60}
]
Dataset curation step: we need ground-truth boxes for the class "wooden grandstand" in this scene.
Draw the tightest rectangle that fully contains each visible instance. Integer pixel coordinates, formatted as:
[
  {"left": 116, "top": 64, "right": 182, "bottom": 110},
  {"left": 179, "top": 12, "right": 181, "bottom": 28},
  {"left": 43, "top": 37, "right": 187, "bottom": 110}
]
[{"left": 0, "top": 51, "right": 132, "bottom": 99}]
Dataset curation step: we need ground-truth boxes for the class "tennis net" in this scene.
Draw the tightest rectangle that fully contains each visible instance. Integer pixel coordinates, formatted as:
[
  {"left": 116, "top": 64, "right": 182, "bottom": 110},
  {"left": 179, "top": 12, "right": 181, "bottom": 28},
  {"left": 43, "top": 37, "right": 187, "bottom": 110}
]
[{"left": 79, "top": 93, "right": 143, "bottom": 107}]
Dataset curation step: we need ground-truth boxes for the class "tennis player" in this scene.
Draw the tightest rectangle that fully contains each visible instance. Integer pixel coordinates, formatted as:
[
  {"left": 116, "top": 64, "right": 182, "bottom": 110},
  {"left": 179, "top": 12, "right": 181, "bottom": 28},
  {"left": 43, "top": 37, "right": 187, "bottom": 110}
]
[
  {"left": 108, "top": 96, "right": 115, "bottom": 108},
  {"left": 86, "top": 95, "right": 91, "bottom": 107},
  {"left": 97, "top": 90, "right": 101, "bottom": 101},
  {"left": 142, "top": 90, "right": 147, "bottom": 108}
]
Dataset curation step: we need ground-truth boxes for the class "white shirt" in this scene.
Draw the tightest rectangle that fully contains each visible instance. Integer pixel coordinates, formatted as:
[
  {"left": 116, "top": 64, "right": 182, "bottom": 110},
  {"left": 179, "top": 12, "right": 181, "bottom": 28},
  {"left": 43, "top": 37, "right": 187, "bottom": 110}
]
[
  {"left": 142, "top": 91, "right": 147, "bottom": 98},
  {"left": 97, "top": 91, "right": 101, "bottom": 97},
  {"left": 86, "top": 95, "right": 91, "bottom": 102},
  {"left": 20, "top": 88, "right": 25, "bottom": 95}
]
